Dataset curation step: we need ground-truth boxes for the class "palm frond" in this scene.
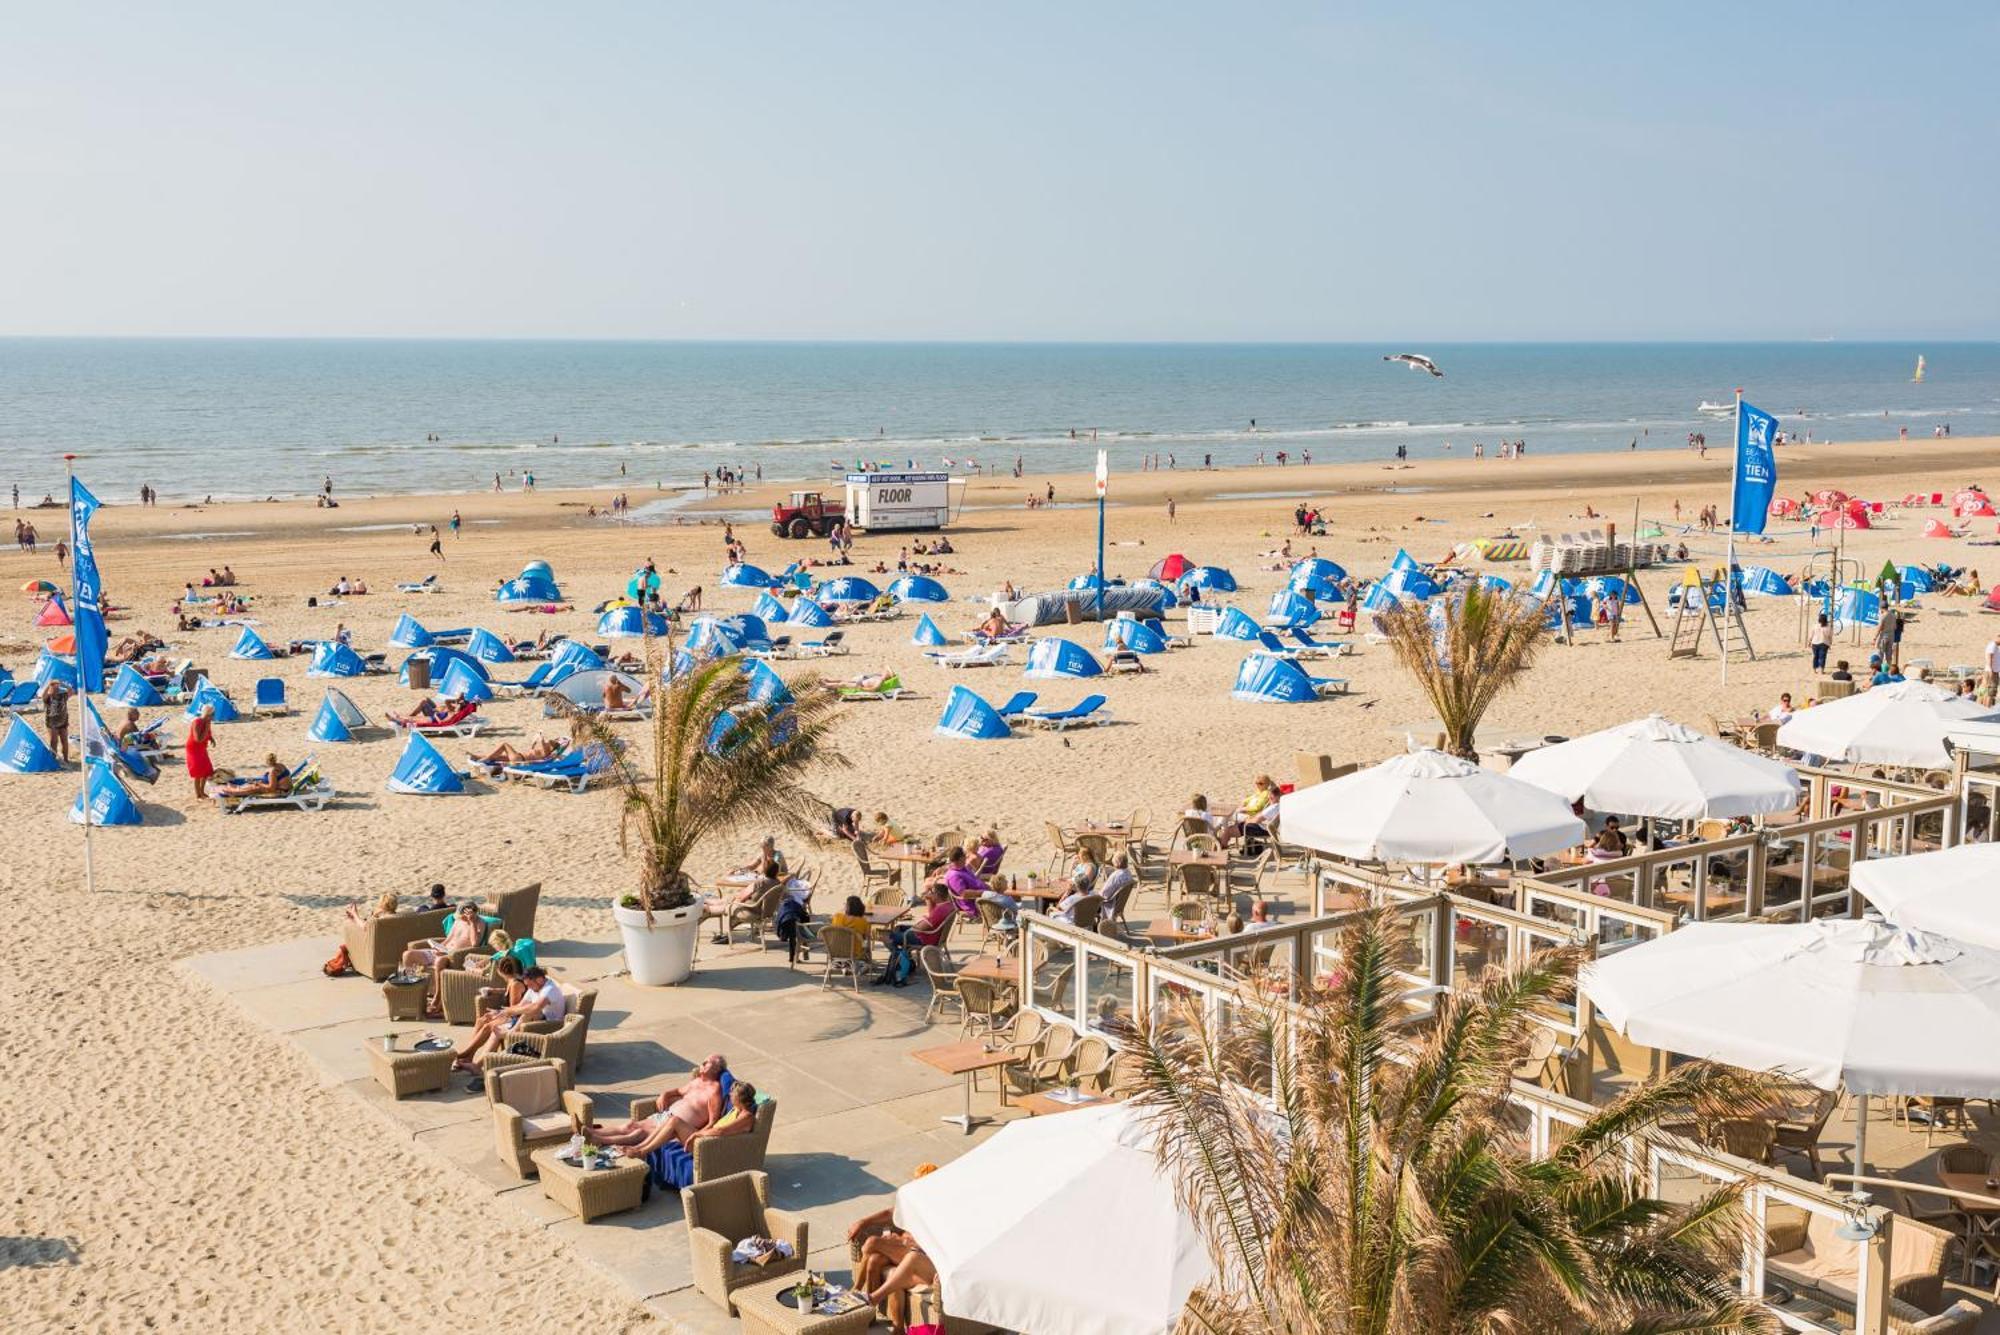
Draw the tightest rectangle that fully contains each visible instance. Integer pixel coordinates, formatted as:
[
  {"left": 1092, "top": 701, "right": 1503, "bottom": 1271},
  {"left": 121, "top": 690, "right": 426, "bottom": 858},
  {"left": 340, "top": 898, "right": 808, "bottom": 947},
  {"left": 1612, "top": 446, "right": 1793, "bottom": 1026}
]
[{"left": 1378, "top": 581, "right": 1547, "bottom": 758}]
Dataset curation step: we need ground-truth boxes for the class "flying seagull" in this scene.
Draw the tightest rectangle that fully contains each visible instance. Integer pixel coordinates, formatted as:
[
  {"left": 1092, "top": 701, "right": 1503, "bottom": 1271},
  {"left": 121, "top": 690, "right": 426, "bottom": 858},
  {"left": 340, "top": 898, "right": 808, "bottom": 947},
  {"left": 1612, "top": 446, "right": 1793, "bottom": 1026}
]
[{"left": 1383, "top": 353, "right": 1443, "bottom": 377}]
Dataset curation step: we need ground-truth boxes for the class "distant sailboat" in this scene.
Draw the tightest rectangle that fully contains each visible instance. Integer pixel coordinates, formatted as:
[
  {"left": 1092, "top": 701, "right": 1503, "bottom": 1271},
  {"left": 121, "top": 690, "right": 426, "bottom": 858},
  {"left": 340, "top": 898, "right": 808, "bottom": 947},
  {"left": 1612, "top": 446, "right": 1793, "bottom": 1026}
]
[{"left": 1913, "top": 354, "right": 1926, "bottom": 383}]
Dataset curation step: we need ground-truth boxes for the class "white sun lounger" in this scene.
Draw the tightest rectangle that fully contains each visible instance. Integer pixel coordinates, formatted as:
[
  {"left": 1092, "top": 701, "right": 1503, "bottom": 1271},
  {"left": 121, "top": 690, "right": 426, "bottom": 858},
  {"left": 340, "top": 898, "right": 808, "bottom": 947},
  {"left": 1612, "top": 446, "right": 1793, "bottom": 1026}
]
[
  {"left": 926, "top": 644, "right": 1010, "bottom": 669},
  {"left": 215, "top": 758, "right": 335, "bottom": 815},
  {"left": 1310, "top": 676, "right": 1351, "bottom": 697},
  {"left": 396, "top": 575, "right": 443, "bottom": 594}
]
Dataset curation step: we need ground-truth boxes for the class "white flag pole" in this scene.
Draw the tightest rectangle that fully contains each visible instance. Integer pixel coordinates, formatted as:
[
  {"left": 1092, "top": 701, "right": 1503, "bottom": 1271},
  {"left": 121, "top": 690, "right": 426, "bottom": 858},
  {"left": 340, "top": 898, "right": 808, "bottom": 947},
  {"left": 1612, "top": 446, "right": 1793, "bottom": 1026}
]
[
  {"left": 1723, "top": 391, "right": 1742, "bottom": 686},
  {"left": 65, "top": 453, "right": 95, "bottom": 892}
]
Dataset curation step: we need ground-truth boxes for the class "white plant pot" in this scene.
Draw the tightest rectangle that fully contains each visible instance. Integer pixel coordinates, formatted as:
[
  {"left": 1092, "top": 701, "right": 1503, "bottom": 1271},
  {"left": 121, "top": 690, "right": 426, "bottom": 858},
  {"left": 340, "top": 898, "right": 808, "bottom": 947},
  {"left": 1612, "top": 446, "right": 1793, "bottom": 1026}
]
[{"left": 613, "top": 900, "right": 702, "bottom": 986}]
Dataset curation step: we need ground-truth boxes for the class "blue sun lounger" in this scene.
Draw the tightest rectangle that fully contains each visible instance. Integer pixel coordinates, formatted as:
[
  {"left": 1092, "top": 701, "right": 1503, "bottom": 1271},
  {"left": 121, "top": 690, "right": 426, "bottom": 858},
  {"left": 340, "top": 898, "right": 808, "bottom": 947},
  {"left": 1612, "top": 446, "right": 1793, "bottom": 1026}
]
[
  {"left": 994, "top": 690, "right": 1039, "bottom": 719},
  {"left": 502, "top": 744, "right": 616, "bottom": 793},
  {"left": 1022, "top": 694, "right": 1111, "bottom": 730}
]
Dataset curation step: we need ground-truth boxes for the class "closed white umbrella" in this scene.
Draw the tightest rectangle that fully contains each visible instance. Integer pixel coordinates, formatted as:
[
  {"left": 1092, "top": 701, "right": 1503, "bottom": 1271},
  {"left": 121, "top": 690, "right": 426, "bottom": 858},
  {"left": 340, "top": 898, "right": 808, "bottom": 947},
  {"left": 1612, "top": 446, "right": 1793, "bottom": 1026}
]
[
  {"left": 1774, "top": 680, "right": 1998, "bottom": 767},
  {"left": 1581, "top": 918, "right": 2000, "bottom": 1175},
  {"left": 1277, "top": 748, "right": 1587, "bottom": 865},
  {"left": 1507, "top": 714, "right": 1801, "bottom": 819},
  {"left": 1851, "top": 844, "right": 2000, "bottom": 948},
  {"left": 895, "top": 1101, "right": 1211, "bottom": 1335}
]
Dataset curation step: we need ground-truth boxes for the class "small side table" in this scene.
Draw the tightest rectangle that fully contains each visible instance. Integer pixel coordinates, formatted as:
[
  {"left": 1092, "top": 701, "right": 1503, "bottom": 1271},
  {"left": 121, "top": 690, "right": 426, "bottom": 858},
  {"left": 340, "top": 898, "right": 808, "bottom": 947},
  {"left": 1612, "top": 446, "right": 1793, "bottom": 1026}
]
[
  {"left": 365, "top": 1034, "right": 454, "bottom": 1098},
  {"left": 733, "top": 1275, "right": 876, "bottom": 1335},
  {"left": 382, "top": 973, "right": 430, "bottom": 1021},
  {"left": 531, "top": 1146, "right": 649, "bottom": 1222}
]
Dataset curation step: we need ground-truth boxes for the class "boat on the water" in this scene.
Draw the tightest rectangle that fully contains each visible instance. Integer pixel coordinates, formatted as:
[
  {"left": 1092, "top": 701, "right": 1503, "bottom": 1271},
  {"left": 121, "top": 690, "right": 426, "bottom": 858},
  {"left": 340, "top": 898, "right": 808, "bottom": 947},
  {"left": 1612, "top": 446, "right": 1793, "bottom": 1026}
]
[{"left": 1697, "top": 401, "right": 1733, "bottom": 415}]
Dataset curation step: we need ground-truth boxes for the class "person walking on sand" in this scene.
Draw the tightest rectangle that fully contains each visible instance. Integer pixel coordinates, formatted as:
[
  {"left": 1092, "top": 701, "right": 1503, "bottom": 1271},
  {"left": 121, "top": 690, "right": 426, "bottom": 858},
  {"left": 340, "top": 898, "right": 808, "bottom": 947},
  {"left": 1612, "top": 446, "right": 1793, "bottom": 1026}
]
[
  {"left": 428, "top": 529, "right": 444, "bottom": 562},
  {"left": 1166, "top": 496, "right": 1176, "bottom": 525},
  {"left": 185, "top": 702, "right": 216, "bottom": 800},
  {"left": 493, "top": 472, "right": 503, "bottom": 492},
  {"left": 54, "top": 538, "right": 68, "bottom": 570},
  {"left": 449, "top": 509, "right": 461, "bottom": 538}
]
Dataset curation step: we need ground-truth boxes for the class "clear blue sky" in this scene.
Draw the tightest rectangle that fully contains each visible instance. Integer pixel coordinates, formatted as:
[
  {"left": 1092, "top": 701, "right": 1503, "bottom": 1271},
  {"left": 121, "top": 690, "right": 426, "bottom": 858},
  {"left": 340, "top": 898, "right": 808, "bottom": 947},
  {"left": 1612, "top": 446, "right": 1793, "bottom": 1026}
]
[{"left": 4, "top": 3, "right": 1995, "bottom": 341}]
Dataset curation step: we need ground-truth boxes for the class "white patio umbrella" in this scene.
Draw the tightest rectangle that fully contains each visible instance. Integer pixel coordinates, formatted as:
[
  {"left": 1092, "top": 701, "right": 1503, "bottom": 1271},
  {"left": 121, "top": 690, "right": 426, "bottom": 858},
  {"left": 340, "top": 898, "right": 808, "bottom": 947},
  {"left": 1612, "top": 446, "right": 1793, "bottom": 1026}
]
[
  {"left": 1774, "top": 680, "right": 1998, "bottom": 767},
  {"left": 1507, "top": 714, "right": 1801, "bottom": 819},
  {"left": 1581, "top": 918, "right": 2000, "bottom": 1177},
  {"left": 895, "top": 1101, "right": 1211, "bottom": 1335},
  {"left": 1851, "top": 844, "right": 2000, "bottom": 949},
  {"left": 1279, "top": 748, "right": 1585, "bottom": 865}
]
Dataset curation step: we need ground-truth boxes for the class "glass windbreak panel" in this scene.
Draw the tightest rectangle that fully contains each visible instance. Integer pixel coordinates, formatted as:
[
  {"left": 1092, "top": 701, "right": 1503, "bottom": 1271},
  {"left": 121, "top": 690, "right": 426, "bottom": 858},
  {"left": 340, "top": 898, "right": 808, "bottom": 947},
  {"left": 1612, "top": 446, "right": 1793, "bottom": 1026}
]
[
  {"left": 1593, "top": 910, "right": 1657, "bottom": 955},
  {"left": 1526, "top": 894, "right": 1583, "bottom": 934},
  {"left": 1760, "top": 832, "right": 1810, "bottom": 919},
  {"left": 1522, "top": 928, "right": 1577, "bottom": 1026},
  {"left": 1150, "top": 977, "right": 1209, "bottom": 1038},
  {"left": 1084, "top": 950, "right": 1135, "bottom": 1034},
  {"left": 1030, "top": 937, "right": 1079, "bottom": 1019},
  {"left": 1907, "top": 804, "right": 1945, "bottom": 852},
  {"left": 1574, "top": 863, "right": 1641, "bottom": 908},
  {"left": 1215, "top": 995, "right": 1275, "bottom": 1096},
  {"left": 1388, "top": 906, "right": 1436, "bottom": 983},
  {"left": 1695, "top": 842, "right": 1752, "bottom": 920},
  {"left": 1451, "top": 913, "right": 1509, "bottom": 990},
  {"left": 1307, "top": 926, "right": 1346, "bottom": 993}
]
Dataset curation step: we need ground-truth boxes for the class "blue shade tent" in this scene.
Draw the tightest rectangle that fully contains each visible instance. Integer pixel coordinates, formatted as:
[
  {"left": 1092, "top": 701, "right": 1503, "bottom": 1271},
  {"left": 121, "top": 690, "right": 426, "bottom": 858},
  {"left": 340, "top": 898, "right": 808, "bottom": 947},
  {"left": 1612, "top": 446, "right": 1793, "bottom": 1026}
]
[
  {"left": 520, "top": 560, "right": 555, "bottom": 582},
  {"left": 1291, "top": 573, "right": 1345, "bottom": 601},
  {"left": 1178, "top": 565, "right": 1238, "bottom": 593},
  {"left": 597, "top": 605, "right": 668, "bottom": 639},
  {"left": 753, "top": 593, "right": 792, "bottom": 624},
  {"left": 71, "top": 757, "right": 143, "bottom": 826},
  {"left": 1739, "top": 566, "right": 1794, "bottom": 598},
  {"left": 1835, "top": 587, "right": 1882, "bottom": 628},
  {"left": 787, "top": 598, "right": 834, "bottom": 629},
  {"left": 1103, "top": 617, "right": 1169, "bottom": 654},
  {"left": 548, "top": 640, "right": 605, "bottom": 677},
  {"left": 310, "top": 688, "right": 368, "bottom": 742},
  {"left": 84, "top": 697, "right": 157, "bottom": 784},
  {"left": 307, "top": 640, "right": 367, "bottom": 678},
  {"left": 399, "top": 647, "right": 487, "bottom": 687},
  {"left": 1542, "top": 594, "right": 1594, "bottom": 628},
  {"left": 662, "top": 650, "right": 697, "bottom": 682},
  {"left": 438, "top": 657, "right": 495, "bottom": 703},
  {"left": 744, "top": 659, "right": 793, "bottom": 707},
  {"left": 108, "top": 662, "right": 165, "bottom": 706},
  {"left": 184, "top": 678, "right": 240, "bottom": 723},
  {"left": 33, "top": 651, "right": 78, "bottom": 690},
  {"left": 1476, "top": 575, "right": 1513, "bottom": 593},
  {"left": 385, "top": 730, "right": 465, "bottom": 795},
  {"left": 1266, "top": 589, "right": 1321, "bottom": 627},
  {"left": 1214, "top": 606, "right": 1263, "bottom": 640},
  {"left": 889, "top": 574, "right": 950, "bottom": 603},
  {"left": 1132, "top": 578, "right": 1179, "bottom": 610},
  {"left": 1383, "top": 565, "right": 1440, "bottom": 600},
  {"left": 814, "top": 576, "right": 880, "bottom": 605},
  {"left": 717, "top": 614, "right": 772, "bottom": 649},
  {"left": 390, "top": 613, "right": 434, "bottom": 648},
  {"left": 1583, "top": 576, "right": 1644, "bottom": 604},
  {"left": 1290, "top": 556, "right": 1348, "bottom": 586},
  {"left": 496, "top": 573, "right": 563, "bottom": 607},
  {"left": 1231, "top": 653, "right": 1318, "bottom": 703},
  {"left": 0, "top": 712, "right": 62, "bottom": 773},
  {"left": 1900, "top": 566, "right": 1938, "bottom": 593},
  {"left": 1390, "top": 549, "right": 1420, "bottom": 572},
  {"left": 547, "top": 669, "right": 643, "bottom": 709},
  {"left": 466, "top": 628, "right": 516, "bottom": 664},
  {"left": 913, "top": 613, "right": 950, "bottom": 647},
  {"left": 721, "top": 563, "right": 775, "bottom": 589},
  {"left": 229, "top": 625, "right": 274, "bottom": 660},
  {"left": 1067, "top": 572, "right": 1108, "bottom": 591},
  {"left": 935, "top": 685, "right": 1011, "bottom": 740},
  {"left": 685, "top": 619, "right": 742, "bottom": 658},
  {"left": 1024, "top": 637, "right": 1103, "bottom": 679}
]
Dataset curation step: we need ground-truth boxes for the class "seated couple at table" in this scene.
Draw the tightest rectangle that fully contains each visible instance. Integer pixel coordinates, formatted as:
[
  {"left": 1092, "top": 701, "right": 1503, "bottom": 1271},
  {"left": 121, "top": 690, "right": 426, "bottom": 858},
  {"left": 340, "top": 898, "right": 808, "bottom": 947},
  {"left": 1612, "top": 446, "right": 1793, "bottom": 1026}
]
[
  {"left": 450, "top": 965, "right": 566, "bottom": 1070},
  {"left": 878, "top": 886, "right": 954, "bottom": 986},
  {"left": 586, "top": 1054, "right": 758, "bottom": 1157}
]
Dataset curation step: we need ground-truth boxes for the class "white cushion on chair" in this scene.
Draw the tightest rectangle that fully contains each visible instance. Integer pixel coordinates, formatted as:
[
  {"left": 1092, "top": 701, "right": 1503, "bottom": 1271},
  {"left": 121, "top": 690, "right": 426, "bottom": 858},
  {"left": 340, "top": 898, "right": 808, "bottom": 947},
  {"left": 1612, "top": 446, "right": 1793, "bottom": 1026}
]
[
  {"left": 494, "top": 1064, "right": 561, "bottom": 1116},
  {"left": 518, "top": 1110, "right": 573, "bottom": 1138}
]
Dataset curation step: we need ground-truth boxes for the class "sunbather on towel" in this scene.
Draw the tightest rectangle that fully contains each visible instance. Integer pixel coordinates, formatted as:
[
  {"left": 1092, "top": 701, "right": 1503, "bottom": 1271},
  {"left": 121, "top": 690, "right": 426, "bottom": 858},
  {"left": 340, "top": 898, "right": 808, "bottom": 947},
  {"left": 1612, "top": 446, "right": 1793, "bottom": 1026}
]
[
  {"left": 587, "top": 1054, "right": 728, "bottom": 1152},
  {"left": 215, "top": 753, "right": 289, "bottom": 799}
]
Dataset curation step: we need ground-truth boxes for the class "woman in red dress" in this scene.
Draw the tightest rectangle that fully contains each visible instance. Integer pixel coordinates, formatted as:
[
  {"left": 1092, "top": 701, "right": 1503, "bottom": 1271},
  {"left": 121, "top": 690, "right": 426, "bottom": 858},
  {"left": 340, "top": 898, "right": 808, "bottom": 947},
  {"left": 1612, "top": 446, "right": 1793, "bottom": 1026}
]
[{"left": 185, "top": 703, "right": 216, "bottom": 799}]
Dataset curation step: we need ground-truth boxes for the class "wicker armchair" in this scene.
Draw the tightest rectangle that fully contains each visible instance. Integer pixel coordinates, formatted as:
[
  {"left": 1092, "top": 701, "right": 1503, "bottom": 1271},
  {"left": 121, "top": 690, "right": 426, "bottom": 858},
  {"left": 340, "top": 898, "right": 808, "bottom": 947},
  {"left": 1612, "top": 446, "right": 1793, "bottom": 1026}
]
[
  {"left": 489, "top": 882, "right": 541, "bottom": 939},
  {"left": 476, "top": 988, "right": 598, "bottom": 1075},
  {"left": 437, "top": 960, "right": 503, "bottom": 1025},
  {"left": 920, "top": 945, "right": 963, "bottom": 1024},
  {"left": 486, "top": 1058, "right": 591, "bottom": 1177},
  {"left": 726, "top": 882, "right": 790, "bottom": 948},
  {"left": 623, "top": 1092, "right": 779, "bottom": 1183},
  {"left": 684, "top": 1170, "right": 808, "bottom": 1313},
  {"left": 343, "top": 906, "right": 449, "bottom": 981}
]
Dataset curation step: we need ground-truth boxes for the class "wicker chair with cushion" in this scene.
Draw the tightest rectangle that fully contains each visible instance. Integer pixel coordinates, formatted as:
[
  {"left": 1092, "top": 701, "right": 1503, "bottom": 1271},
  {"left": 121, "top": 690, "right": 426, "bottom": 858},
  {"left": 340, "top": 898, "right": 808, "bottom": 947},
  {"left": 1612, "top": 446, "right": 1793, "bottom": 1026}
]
[
  {"left": 344, "top": 906, "right": 449, "bottom": 981},
  {"left": 476, "top": 987, "right": 597, "bottom": 1077},
  {"left": 437, "top": 959, "right": 506, "bottom": 1025},
  {"left": 618, "top": 1088, "right": 779, "bottom": 1184},
  {"left": 684, "top": 1170, "right": 808, "bottom": 1314},
  {"left": 486, "top": 1058, "right": 591, "bottom": 1177},
  {"left": 489, "top": 882, "right": 542, "bottom": 939},
  {"left": 1765, "top": 1204, "right": 1963, "bottom": 1328},
  {"left": 1770, "top": 1086, "right": 1839, "bottom": 1178}
]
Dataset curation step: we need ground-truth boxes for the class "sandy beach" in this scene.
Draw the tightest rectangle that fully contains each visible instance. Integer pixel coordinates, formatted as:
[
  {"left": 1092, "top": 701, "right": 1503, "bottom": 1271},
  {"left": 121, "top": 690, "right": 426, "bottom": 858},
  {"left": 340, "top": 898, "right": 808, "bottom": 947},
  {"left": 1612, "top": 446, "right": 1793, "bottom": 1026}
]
[{"left": 5, "top": 436, "right": 1998, "bottom": 1331}]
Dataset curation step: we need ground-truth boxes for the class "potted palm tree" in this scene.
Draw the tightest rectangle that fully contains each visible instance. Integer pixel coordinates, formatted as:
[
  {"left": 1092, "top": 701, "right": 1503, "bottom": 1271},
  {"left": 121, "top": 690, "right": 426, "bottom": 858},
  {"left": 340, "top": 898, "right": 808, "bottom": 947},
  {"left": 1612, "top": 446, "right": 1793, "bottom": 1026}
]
[
  {"left": 577, "top": 644, "right": 845, "bottom": 986},
  {"left": 1121, "top": 909, "right": 1780, "bottom": 1333},
  {"left": 1377, "top": 580, "right": 1548, "bottom": 761}
]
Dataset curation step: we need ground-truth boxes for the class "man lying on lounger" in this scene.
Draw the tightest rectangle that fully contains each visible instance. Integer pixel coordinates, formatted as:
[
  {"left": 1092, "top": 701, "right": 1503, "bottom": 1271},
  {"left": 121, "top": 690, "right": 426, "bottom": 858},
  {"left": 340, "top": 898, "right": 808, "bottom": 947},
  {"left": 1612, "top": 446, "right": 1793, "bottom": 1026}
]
[
  {"left": 586, "top": 1053, "right": 729, "bottom": 1153},
  {"left": 214, "top": 753, "right": 289, "bottom": 799},
  {"left": 832, "top": 672, "right": 895, "bottom": 692}
]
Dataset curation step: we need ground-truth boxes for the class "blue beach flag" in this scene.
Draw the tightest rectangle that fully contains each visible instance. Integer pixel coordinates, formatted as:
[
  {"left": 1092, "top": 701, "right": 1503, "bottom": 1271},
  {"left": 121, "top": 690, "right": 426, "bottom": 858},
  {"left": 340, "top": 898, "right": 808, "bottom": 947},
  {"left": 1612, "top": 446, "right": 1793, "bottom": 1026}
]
[
  {"left": 0, "top": 712, "right": 62, "bottom": 773},
  {"left": 69, "top": 477, "right": 108, "bottom": 696},
  {"left": 71, "top": 757, "right": 143, "bottom": 826},
  {"left": 1731, "top": 400, "right": 1779, "bottom": 537}
]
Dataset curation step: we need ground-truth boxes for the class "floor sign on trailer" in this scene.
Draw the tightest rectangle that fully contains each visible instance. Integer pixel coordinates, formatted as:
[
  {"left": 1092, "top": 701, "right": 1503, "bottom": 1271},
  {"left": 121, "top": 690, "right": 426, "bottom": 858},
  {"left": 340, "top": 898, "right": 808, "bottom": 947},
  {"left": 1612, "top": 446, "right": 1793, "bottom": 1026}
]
[{"left": 843, "top": 472, "right": 960, "bottom": 533}]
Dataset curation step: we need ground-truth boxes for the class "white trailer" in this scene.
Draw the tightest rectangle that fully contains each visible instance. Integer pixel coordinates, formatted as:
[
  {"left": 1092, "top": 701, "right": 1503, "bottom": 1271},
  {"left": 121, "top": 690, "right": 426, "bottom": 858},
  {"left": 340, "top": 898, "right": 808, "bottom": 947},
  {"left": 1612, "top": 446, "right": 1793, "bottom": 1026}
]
[{"left": 842, "top": 472, "right": 962, "bottom": 533}]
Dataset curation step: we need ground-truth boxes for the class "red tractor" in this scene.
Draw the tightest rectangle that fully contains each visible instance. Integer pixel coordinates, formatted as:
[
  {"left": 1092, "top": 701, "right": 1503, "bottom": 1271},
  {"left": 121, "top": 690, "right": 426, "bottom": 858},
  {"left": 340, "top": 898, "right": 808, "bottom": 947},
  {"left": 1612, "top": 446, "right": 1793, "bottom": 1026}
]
[{"left": 771, "top": 490, "right": 844, "bottom": 539}]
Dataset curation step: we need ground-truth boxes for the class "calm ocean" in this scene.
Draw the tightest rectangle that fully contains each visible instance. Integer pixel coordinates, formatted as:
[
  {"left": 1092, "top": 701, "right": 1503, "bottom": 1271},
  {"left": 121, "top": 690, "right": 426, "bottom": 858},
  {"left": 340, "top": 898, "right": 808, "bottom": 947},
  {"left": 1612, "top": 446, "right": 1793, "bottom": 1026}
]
[{"left": 3, "top": 340, "right": 1994, "bottom": 506}]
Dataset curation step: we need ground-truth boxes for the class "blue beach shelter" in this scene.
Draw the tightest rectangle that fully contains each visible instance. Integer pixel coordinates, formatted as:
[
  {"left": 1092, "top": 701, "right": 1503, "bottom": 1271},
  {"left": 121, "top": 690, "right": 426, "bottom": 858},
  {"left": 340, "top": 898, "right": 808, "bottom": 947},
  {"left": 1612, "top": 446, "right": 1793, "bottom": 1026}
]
[
  {"left": 1067, "top": 572, "right": 1107, "bottom": 592},
  {"left": 814, "top": 576, "right": 880, "bottom": 605},
  {"left": 84, "top": 697, "right": 158, "bottom": 784},
  {"left": 309, "top": 688, "right": 368, "bottom": 742},
  {"left": 400, "top": 647, "right": 486, "bottom": 688},
  {"left": 308, "top": 640, "right": 368, "bottom": 678},
  {"left": 1178, "top": 565, "right": 1238, "bottom": 594},
  {"left": 184, "top": 678, "right": 240, "bottom": 723},
  {"left": 598, "top": 605, "right": 668, "bottom": 639},
  {"left": 744, "top": 659, "right": 793, "bottom": 707},
  {"left": 753, "top": 593, "right": 792, "bottom": 624},
  {"left": 33, "top": 650, "right": 78, "bottom": 691},
  {"left": 548, "top": 639, "right": 605, "bottom": 677},
  {"left": 1214, "top": 606, "right": 1262, "bottom": 641},
  {"left": 1543, "top": 594, "right": 1594, "bottom": 628},
  {"left": 521, "top": 560, "right": 555, "bottom": 582},
  {"left": 108, "top": 662, "right": 165, "bottom": 707},
  {"left": 684, "top": 618, "right": 742, "bottom": 658},
  {"left": 1739, "top": 566, "right": 1794, "bottom": 598},
  {"left": 889, "top": 575, "right": 950, "bottom": 603},
  {"left": 71, "top": 757, "right": 143, "bottom": 826},
  {"left": 1390, "top": 548, "right": 1420, "bottom": 572},
  {"left": 496, "top": 573, "right": 563, "bottom": 607},
  {"left": 1835, "top": 586, "right": 1882, "bottom": 628},
  {"left": 1290, "top": 557, "right": 1347, "bottom": 587},
  {"left": 438, "top": 657, "right": 495, "bottom": 703},
  {"left": 0, "top": 712, "right": 62, "bottom": 773},
  {"left": 1231, "top": 653, "right": 1317, "bottom": 703},
  {"left": 229, "top": 625, "right": 275, "bottom": 660},
  {"left": 1583, "top": 576, "right": 1643, "bottom": 605},
  {"left": 787, "top": 598, "right": 835, "bottom": 629},
  {"left": 1266, "top": 588, "right": 1321, "bottom": 627},
  {"left": 1025, "top": 637, "right": 1103, "bottom": 680},
  {"left": 466, "top": 628, "right": 516, "bottom": 664},
  {"left": 390, "top": 614, "right": 434, "bottom": 648},
  {"left": 1899, "top": 565, "right": 1938, "bottom": 594},
  {"left": 717, "top": 614, "right": 772, "bottom": 650},
  {"left": 912, "top": 613, "right": 950, "bottom": 647},
  {"left": 935, "top": 685, "right": 1011, "bottom": 740},
  {"left": 385, "top": 730, "right": 465, "bottom": 796},
  {"left": 722, "top": 563, "right": 776, "bottom": 589},
  {"left": 1291, "top": 572, "right": 1344, "bottom": 601},
  {"left": 1133, "top": 578, "right": 1179, "bottom": 610},
  {"left": 1103, "top": 617, "right": 1169, "bottom": 654}
]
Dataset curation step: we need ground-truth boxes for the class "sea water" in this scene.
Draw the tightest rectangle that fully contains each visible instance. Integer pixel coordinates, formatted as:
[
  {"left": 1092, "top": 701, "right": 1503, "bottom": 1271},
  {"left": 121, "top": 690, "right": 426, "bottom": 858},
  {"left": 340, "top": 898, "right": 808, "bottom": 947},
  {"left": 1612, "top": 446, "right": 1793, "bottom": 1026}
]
[{"left": 2, "top": 338, "right": 1994, "bottom": 503}]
